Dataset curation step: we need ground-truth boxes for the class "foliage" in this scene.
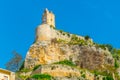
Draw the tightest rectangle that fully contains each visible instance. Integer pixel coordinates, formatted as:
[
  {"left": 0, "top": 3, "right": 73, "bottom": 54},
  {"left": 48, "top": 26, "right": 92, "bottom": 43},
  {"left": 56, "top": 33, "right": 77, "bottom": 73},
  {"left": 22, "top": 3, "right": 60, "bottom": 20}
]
[
  {"left": 67, "top": 32, "right": 70, "bottom": 37},
  {"left": 54, "top": 60, "right": 76, "bottom": 67},
  {"left": 98, "top": 64, "right": 117, "bottom": 79},
  {"left": 93, "top": 70, "right": 114, "bottom": 80},
  {"left": 63, "top": 32, "right": 65, "bottom": 35},
  {"left": 96, "top": 44, "right": 113, "bottom": 52},
  {"left": 105, "top": 44, "right": 113, "bottom": 52},
  {"left": 114, "top": 59, "right": 119, "bottom": 69},
  {"left": 57, "top": 39, "right": 67, "bottom": 43},
  {"left": 81, "top": 74, "right": 86, "bottom": 78},
  {"left": 96, "top": 44, "right": 107, "bottom": 50},
  {"left": 71, "top": 35, "right": 78, "bottom": 41},
  {"left": 20, "top": 68, "right": 31, "bottom": 73},
  {"left": 57, "top": 30, "right": 89, "bottom": 45},
  {"left": 33, "top": 65, "right": 41, "bottom": 71},
  {"left": 94, "top": 70, "right": 99, "bottom": 76},
  {"left": 112, "top": 49, "right": 120, "bottom": 58},
  {"left": 19, "top": 61, "right": 24, "bottom": 70},
  {"left": 68, "top": 34, "right": 87, "bottom": 45},
  {"left": 18, "top": 75, "right": 29, "bottom": 80},
  {"left": 59, "top": 30, "right": 63, "bottom": 34},
  {"left": 84, "top": 35, "right": 90, "bottom": 40},
  {"left": 111, "top": 49, "right": 120, "bottom": 69},
  {"left": 112, "top": 48, "right": 119, "bottom": 54},
  {"left": 50, "top": 25, "right": 55, "bottom": 29},
  {"left": 56, "top": 34, "right": 87, "bottom": 45},
  {"left": 31, "top": 74, "right": 52, "bottom": 80},
  {"left": 114, "top": 72, "right": 120, "bottom": 80},
  {"left": 103, "top": 76, "right": 114, "bottom": 80},
  {"left": 5, "top": 51, "right": 22, "bottom": 72}
]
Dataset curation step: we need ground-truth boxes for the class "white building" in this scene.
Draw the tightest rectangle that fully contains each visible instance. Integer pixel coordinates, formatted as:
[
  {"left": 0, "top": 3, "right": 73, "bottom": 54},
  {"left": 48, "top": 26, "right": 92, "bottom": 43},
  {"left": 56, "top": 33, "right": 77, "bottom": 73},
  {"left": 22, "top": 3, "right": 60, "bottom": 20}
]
[{"left": 0, "top": 68, "right": 15, "bottom": 80}]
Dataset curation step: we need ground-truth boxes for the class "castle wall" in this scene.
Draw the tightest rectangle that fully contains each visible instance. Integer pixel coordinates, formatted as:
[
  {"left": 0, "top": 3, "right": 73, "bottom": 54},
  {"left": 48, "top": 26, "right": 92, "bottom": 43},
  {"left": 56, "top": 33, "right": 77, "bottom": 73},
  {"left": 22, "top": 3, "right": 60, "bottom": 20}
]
[{"left": 36, "top": 24, "right": 85, "bottom": 42}]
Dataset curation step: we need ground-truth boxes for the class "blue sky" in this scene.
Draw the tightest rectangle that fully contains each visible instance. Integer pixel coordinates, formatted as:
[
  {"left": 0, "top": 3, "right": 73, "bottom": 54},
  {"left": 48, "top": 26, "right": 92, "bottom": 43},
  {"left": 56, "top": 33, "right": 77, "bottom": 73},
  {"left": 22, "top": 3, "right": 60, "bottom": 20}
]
[{"left": 0, "top": 0, "right": 120, "bottom": 69}]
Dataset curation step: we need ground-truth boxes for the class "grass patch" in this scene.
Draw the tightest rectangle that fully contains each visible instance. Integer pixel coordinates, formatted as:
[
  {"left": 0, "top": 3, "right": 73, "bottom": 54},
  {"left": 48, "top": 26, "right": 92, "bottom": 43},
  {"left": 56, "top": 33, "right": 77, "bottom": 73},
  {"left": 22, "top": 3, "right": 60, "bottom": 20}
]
[
  {"left": 20, "top": 68, "right": 31, "bottom": 73},
  {"left": 31, "top": 74, "right": 52, "bottom": 80},
  {"left": 93, "top": 70, "right": 114, "bottom": 80},
  {"left": 33, "top": 65, "right": 41, "bottom": 71},
  {"left": 54, "top": 60, "right": 76, "bottom": 67}
]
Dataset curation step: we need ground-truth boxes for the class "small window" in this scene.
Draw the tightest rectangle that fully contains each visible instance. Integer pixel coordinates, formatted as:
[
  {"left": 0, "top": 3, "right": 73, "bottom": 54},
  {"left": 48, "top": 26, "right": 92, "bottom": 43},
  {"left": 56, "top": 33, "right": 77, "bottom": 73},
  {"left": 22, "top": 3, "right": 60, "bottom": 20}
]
[{"left": 4, "top": 76, "right": 8, "bottom": 80}]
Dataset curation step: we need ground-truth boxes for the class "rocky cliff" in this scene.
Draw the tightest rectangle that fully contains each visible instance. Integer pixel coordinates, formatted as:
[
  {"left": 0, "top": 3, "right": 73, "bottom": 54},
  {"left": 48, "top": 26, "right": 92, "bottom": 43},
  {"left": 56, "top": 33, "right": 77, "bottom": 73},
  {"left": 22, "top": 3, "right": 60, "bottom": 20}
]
[
  {"left": 14, "top": 8, "right": 120, "bottom": 80},
  {"left": 14, "top": 24, "right": 120, "bottom": 80},
  {"left": 25, "top": 39, "right": 114, "bottom": 70}
]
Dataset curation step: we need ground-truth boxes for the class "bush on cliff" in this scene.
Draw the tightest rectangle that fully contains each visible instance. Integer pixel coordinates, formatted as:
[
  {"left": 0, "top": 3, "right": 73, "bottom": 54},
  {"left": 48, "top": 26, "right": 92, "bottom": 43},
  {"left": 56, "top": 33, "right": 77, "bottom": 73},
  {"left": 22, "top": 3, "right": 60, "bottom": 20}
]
[
  {"left": 31, "top": 74, "right": 52, "bottom": 80},
  {"left": 54, "top": 60, "right": 76, "bottom": 67}
]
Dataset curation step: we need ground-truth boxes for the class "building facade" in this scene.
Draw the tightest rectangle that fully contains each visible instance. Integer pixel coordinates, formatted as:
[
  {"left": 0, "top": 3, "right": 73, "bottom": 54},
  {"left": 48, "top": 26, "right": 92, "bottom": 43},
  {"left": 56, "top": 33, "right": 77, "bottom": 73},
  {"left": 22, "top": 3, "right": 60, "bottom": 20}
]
[{"left": 0, "top": 68, "right": 15, "bottom": 80}]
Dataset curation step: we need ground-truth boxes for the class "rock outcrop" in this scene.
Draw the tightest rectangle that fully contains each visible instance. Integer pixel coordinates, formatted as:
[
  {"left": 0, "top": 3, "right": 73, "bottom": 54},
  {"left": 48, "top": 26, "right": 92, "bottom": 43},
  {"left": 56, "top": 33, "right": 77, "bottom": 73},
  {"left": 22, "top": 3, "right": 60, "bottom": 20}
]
[
  {"left": 25, "top": 24, "right": 114, "bottom": 70},
  {"left": 16, "top": 9, "right": 119, "bottom": 80},
  {"left": 21, "top": 24, "right": 115, "bottom": 80},
  {"left": 25, "top": 39, "right": 114, "bottom": 70}
]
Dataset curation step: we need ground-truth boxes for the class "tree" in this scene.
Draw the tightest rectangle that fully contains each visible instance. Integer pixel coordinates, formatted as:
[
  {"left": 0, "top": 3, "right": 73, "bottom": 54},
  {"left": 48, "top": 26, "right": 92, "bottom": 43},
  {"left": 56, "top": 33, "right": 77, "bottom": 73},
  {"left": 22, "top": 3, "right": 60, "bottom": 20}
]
[
  {"left": 104, "top": 44, "right": 113, "bottom": 52},
  {"left": 5, "top": 51, "right": 22, "bottom": 72},
  {"left": 114, "top": 59, "right": 119, "bottom": 69},
  {"left": 84, "top": 35, "right": 90, "bottom": 40}
]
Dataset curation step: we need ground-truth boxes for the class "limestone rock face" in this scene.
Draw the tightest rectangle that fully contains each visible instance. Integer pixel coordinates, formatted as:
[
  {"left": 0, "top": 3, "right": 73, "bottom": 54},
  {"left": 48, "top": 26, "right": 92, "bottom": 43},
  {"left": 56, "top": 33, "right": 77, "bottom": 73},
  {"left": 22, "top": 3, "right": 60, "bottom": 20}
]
[
  {"left": 16, "top": 9, "right": 118, "bottom": 80},
  {"left": 31, "top": 64, "right": 95, "bottom": 80},
  {"left": 33, "top": 64, "right": 81, "bottom": 77},
  {"left": 25, "top": 40, "right": 114, "bottom": 70},
  {"left": 24, "top": 24, "right": 114, "bottom": 80}
]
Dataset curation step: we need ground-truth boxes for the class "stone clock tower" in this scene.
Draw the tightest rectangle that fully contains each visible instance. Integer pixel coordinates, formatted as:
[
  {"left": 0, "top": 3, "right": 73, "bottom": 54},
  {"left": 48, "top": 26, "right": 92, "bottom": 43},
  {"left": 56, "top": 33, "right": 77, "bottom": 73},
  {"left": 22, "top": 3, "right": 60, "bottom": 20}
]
[{"left": 42, "top": 8, "right": 55, "bottom": 28}]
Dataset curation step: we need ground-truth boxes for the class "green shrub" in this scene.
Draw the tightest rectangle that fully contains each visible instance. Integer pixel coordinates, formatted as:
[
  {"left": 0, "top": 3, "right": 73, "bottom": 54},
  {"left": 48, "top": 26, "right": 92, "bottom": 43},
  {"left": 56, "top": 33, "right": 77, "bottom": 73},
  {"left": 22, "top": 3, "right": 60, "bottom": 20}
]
[
  {"left": 114, "top": 59, "right": 119, "bottom": 69},
  {"left": 57, "top": 39, "right": 66, "bottom": 43},
  {"left": 31, "top": 74, "right": 52, "bottom": 80},
  {"left": 84, "top": 35, "right": 90, "bottom": 40},
  {"left": 20, "top": 68, "right": 31, "bottom": 73},
  {"left": 67, "top": 34, "right": 88, "bottom": 45},
  {"left": 54, "top": 60, "right": 76, "bottom": 67},
  {"left": 112, "top": 49, "right": 120, "bottom": 60},
  {"left": 94, "top": 70, "right": 99, "bottom": 76},
  {"left": 59, "top": 30, "right": 63, "bottom": 33},
  {"left": 103, "top": 76, "right": 114, "bottom": 80},
  {"left": 69, "top": 38, "right": 87, "bottom": 45},
  {"left": 104, "top": 44, "right": 113, "bottom": 52},
  {"left": 62, "top": 32, "right": 66, "bottom": 35},
  {"left": 50, "top": 25, "right": 55, "bottom": 29},
  {"left": 81, "top": 74, "right": 86, "bottom": 78},
  {"left": 19, "top": 61, "right": 24, "bottom": 70},
  {"left": 67, "top": 33, "right": 70, "bottom": 37},
  {"left": 19, "top": 75, "right": 29, "bottom": 80},
  {"left": 97, "top": 44, "right": 106, "bottom": 50},
  {"left": 71, "top": 35, "right": 78, "bottom": 41},
  {"left": 96, "top": 44, "right": 113, "bottom": 52},
  {"left": 93, "top": 70, "right": 108, "bottom": 77},
  {"left": 93, "top": 70, "right": 114, "bottom": 80},
  {"left": 106, "top": 76, "right": 114, "bottom": 80},
  {"left": 33, "top": 65, "right": 41, "bottom": 71}
]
